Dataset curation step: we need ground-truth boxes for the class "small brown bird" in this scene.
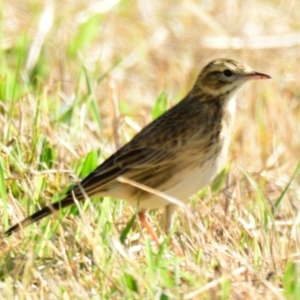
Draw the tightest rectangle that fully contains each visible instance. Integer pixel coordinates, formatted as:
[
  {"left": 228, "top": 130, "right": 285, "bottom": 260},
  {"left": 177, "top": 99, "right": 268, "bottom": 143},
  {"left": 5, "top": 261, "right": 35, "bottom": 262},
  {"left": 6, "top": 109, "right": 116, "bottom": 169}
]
[{"left": 5, "top": 59, "right": 270, "bottom": 247}]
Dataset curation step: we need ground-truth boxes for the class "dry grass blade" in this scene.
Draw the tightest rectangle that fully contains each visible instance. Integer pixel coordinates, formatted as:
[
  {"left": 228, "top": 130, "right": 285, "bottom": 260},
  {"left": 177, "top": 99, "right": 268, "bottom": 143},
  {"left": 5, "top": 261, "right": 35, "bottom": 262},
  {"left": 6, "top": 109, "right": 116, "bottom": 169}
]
[{"left": 1, "top": 0, "right": 300, "bottom": 299}]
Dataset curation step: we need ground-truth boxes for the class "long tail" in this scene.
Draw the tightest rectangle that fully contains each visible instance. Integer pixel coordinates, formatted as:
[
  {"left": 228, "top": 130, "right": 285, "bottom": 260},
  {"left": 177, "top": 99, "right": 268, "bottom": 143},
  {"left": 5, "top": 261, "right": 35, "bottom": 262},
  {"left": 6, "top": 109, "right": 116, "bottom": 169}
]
[
  {"left": 4, "top": 151, "right": 126, "bottom": 236},
  {"left": 5, "top": 196, "right": 76, "bottom": 236}
]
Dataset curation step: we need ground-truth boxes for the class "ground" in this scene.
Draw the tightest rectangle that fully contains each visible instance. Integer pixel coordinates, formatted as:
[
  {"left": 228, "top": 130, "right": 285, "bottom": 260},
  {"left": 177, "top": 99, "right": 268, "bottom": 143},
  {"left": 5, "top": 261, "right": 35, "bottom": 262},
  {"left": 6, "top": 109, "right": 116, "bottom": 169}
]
[{"left": 0, "top": 1, "right": 300, "bottom": 299}]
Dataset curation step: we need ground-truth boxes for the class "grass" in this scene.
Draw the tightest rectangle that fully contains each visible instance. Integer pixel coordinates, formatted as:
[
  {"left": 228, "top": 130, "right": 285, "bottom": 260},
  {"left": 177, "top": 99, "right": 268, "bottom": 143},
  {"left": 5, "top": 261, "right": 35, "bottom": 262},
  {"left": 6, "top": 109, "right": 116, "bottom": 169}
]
[{"left": 1, "top": 0, "right": 300, "bottom": 299}]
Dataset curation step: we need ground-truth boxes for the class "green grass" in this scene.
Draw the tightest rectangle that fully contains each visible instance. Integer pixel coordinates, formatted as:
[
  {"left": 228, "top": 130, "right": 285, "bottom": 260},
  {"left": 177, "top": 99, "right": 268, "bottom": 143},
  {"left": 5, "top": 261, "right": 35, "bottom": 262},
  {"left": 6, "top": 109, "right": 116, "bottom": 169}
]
[{"left": 1, "top": 0, "right": 300, "bottom": 299}]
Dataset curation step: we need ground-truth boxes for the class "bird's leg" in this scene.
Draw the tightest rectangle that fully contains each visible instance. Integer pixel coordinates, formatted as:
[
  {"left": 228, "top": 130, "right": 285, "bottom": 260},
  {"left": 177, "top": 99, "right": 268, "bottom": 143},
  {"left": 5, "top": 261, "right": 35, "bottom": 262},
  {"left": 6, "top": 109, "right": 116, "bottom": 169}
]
[
  {"left": 138, "top": 211, "right": 160, "bottom": 247},
  {"left": 139, "top": 206, "right": 184, "bottom": 256},
  {"left": 170, "top": 237, "right": 184, "bottom": 256},
  {"left": 164, "top": 204, "right": 184, "bottom": 256}
]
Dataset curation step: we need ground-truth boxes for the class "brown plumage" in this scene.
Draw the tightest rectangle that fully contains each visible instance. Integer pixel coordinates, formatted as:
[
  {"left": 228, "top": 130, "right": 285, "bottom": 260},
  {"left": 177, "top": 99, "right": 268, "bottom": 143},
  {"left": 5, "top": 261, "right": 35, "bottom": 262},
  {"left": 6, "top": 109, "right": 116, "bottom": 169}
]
[{"left": 5, "top": 59, "right": 270, "bottom": 246}]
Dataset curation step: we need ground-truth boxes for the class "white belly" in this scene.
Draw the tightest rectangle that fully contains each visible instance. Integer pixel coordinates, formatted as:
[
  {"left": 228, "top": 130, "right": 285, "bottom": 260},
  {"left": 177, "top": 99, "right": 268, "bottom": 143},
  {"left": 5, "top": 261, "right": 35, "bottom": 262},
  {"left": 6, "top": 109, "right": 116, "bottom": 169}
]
[{"left": 142, "top": 154, "right": 224, "bottom": 210}]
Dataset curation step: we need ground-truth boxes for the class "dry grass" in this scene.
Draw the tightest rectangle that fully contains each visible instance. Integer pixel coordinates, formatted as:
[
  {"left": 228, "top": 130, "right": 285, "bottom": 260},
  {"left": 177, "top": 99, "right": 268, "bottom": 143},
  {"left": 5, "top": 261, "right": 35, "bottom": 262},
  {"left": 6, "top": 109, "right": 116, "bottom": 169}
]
[{"left": 1, "top": 0, "right": 300, "bottom": 299}]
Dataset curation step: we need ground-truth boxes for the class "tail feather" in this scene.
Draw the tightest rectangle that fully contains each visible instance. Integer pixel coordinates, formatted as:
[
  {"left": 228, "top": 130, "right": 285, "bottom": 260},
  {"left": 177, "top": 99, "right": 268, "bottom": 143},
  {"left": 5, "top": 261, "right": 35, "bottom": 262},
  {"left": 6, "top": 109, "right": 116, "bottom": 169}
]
[{"left": 5, "top": 197, "right": 75, "bottom": 236}]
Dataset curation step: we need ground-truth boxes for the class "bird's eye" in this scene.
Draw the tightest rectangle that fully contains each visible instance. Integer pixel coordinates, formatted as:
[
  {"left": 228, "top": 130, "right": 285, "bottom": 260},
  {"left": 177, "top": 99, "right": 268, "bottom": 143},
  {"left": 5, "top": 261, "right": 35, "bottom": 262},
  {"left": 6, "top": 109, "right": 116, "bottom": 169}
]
[{"left": 223, "top": 69, "right": 232, "bottom": 77}]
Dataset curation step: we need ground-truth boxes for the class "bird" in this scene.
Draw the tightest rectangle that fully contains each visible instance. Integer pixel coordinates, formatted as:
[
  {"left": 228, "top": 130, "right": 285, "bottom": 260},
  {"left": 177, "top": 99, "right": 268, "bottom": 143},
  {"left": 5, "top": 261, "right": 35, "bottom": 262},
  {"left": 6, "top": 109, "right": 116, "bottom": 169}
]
[{"left": 5, "top": 58, "right": 270, "bottom": 248}]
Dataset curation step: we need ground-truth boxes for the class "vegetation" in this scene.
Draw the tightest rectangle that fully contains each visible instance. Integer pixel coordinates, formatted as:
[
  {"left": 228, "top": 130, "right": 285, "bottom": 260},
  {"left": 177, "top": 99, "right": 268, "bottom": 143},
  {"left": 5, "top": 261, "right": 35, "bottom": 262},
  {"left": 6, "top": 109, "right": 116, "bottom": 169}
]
[{"left": 1, "top": 0, "right": 300, "bottom": 299}]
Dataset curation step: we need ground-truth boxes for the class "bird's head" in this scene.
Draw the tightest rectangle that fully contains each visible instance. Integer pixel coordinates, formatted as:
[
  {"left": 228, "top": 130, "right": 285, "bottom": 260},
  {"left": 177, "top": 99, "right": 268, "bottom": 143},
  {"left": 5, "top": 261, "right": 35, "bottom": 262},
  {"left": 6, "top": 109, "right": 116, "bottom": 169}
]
[{"left": 194, "top": 58, "right": 271, "bottom": 98}]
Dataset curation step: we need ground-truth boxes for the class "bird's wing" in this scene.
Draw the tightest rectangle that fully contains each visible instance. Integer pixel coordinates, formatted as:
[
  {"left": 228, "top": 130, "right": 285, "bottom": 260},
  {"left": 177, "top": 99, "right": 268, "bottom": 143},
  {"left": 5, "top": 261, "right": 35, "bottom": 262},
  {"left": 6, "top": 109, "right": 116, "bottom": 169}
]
[{"left": 75, "top": 146, "right": 174, "bottom": 197}]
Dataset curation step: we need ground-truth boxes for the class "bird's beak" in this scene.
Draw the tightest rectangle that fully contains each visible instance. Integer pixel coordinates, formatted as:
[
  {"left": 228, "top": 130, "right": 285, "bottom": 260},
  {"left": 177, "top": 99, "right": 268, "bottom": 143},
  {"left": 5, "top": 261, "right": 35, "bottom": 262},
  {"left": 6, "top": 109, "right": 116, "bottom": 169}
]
[{"left": 243, "top": 71, "right": 271, "bottom": 80}]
